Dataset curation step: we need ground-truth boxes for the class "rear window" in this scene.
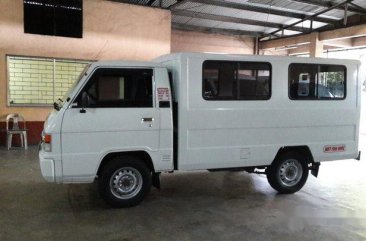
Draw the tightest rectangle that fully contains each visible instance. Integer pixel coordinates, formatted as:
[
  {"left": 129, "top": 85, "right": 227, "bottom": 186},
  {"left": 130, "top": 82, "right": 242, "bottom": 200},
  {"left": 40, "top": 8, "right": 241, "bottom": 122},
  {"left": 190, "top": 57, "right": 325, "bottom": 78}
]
[{"left": 289, "top": 64, "right": 346, "bottom": 100}]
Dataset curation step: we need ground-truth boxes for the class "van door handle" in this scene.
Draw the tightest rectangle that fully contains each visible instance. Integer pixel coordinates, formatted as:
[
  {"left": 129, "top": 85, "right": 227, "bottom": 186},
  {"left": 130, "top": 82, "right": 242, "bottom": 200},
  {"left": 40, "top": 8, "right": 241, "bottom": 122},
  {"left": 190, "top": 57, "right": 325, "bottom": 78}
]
[{"left": 142, "top": 117, "right": 154, "bottom": 122}]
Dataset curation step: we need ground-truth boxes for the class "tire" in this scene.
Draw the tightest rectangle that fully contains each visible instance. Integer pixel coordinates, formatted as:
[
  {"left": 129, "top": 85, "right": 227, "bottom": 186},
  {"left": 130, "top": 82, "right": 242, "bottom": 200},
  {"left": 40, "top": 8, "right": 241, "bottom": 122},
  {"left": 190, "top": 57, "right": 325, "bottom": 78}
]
[
  {"left": 98, "top": 156, "right": 152, "bottom": 208},
  {"left": 266, "top": 151, "right": 309, "bottom": 194}
]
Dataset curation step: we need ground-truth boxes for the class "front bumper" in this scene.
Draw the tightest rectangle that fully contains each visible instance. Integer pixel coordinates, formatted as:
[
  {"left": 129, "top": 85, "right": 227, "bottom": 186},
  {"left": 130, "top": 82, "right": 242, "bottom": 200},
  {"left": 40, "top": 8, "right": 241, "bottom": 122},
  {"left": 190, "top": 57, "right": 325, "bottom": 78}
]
[{"left": 39, "top": 150, "right": 55, "bottom": 182}]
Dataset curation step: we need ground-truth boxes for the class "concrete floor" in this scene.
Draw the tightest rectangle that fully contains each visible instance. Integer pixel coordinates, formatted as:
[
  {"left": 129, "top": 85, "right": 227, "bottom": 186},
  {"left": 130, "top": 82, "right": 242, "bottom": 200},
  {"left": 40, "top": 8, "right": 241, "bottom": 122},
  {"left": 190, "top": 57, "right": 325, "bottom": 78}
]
[{"left": 0, "top": 133, "right": 365, "bottom": 241}]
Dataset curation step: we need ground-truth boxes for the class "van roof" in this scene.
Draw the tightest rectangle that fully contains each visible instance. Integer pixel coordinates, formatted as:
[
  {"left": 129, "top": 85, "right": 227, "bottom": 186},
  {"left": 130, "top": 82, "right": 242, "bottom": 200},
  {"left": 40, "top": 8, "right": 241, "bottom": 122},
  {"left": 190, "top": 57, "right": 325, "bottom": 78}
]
[
  {"left": 89, "top": 53, "right": 360, "bottom": 67},
  {"left": 155, "top": 52, "right": 361, "bottom": 65},
  {"left": 91, "top": 60, "right": 161, "bottom": 68}
]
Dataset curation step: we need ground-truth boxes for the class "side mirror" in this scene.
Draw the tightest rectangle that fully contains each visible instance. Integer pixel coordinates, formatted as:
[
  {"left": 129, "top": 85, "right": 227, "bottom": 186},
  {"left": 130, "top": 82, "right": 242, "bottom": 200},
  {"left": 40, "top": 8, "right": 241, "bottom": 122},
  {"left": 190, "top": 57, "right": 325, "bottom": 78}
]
[{"left": 80, "top": 92, "right": 89, "bottom": 113}]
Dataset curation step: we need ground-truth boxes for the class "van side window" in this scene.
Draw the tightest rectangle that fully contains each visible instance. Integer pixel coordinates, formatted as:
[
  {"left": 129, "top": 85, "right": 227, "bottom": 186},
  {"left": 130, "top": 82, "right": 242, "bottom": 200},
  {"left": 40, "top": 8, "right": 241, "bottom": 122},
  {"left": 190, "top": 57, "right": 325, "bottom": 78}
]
[
  {"left": 202, "top": 61, "right": 271, "bottom": 100},
  {"left": 289, "top": 64, "right": 346, "bottom": 100},
  {"left": 75, "top": 68, "right": 153, "bottom": 108},
  {"left": 238, "top": 62, "right": 270, "bottom": 100}
]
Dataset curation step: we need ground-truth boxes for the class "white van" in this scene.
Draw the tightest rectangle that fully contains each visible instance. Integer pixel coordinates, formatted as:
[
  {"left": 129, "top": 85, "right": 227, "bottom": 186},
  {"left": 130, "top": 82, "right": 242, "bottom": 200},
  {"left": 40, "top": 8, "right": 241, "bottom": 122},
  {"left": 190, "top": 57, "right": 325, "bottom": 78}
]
[{"left": 39, "top": 53, "right": 361, "bottom": 207}]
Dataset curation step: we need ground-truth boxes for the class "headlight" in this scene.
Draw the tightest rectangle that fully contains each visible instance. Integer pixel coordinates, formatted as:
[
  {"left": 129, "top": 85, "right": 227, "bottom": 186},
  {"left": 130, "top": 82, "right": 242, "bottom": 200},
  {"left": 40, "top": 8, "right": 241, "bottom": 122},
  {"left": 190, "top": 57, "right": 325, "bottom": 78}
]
[{"left": 42, "top": 134, "right": 52, "bottom": 152}]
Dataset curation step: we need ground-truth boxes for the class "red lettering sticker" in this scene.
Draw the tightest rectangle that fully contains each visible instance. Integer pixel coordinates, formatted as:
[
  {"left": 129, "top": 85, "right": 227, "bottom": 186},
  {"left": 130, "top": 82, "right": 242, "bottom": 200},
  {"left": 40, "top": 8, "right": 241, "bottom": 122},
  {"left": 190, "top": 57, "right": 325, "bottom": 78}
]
[
  {"left": 323, "top": 145, "right": 346, "bottom": 153},
  {"left": 157, "top": 88, "right": 170, "bottom": 101}
]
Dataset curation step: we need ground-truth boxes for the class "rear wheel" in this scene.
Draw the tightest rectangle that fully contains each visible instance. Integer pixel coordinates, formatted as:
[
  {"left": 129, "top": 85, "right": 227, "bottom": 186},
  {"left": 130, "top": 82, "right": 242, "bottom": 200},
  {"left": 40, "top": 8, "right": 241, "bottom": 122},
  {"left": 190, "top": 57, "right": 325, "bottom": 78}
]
[
  {"left": 266, "top": 152, "right": 309, "bottom": 194},
  {"left": 98, "top": 156, "right": 151, "bottom": 208}
]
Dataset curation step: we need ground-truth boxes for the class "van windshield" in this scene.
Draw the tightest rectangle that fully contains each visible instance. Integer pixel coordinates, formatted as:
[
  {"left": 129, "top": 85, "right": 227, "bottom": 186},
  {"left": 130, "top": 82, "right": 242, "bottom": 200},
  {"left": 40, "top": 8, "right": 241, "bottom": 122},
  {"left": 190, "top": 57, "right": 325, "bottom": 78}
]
[{"left": 53, "top": 64, "right": 91, "bottom": 111}]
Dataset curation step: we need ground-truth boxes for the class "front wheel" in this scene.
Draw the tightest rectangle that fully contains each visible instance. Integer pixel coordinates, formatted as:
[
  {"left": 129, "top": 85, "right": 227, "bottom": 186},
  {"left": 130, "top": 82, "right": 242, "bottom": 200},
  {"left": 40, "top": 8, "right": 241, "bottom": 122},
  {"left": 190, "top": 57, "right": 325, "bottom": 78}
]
[
  {"left": 98, "top": 156, "right": 151, "bottom": 208},
  {"left": 266, "top": 152, "right": 309, "bottom": 194}
]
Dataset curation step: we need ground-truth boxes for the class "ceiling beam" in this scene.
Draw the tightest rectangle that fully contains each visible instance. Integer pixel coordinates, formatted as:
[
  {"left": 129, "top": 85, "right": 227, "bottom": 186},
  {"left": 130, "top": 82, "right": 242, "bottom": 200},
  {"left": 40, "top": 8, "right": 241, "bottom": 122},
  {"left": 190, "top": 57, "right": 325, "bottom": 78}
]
[
  {"left": 260, "top": 23, "right": 366, "bottom": 50},
  {"left": 262, "top": 0, "right": 350, "bottom": 40},
  {"left": 173, "top": 10, "right": 308, "bottom": 32},
  {"left": 169, "top": 0, "right": 189, "bottom": 10},
  {"left": 188, "top": 0, "right": 337, "bottom": 24},
  {"left": 146, "top": 0, "right": 155, "bottom": 6},
  {"left": 288, "top": 0, "right": 366, "bottom": 15},
  {"left": 172, "top": 23, "right": 263, "bottom": 37},
  {"left": 288, "top": 0, "right": 336, "bottom": 8}
]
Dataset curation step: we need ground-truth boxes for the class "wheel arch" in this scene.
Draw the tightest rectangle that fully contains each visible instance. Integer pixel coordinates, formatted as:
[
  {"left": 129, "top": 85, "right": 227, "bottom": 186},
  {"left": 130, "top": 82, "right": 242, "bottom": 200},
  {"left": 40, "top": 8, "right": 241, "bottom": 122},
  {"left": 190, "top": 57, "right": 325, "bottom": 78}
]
[
  {"left": 272, "top": 145, "right": 315, "bottom": 165},
  {"left": 96, "top": 150, "right": 155, "bottom": 178}
]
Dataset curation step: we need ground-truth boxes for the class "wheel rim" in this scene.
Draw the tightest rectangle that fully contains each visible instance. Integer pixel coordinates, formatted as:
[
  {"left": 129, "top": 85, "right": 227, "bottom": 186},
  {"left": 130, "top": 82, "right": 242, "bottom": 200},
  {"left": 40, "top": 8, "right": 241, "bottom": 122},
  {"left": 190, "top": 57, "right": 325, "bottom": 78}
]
[
  {"left": 109, "top": 167, "right": 143, "bottom": 199},
  {"left": 278, "top": 159, "right": 303, "bottom": 187}
]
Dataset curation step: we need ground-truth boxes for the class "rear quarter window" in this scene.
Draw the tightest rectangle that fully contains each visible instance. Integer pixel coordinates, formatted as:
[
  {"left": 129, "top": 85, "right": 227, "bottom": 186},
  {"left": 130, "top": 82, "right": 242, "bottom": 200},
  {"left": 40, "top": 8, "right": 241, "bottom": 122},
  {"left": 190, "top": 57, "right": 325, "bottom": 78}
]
[{"left": 289, "top": 63, "right": 346, "bottom": 100}]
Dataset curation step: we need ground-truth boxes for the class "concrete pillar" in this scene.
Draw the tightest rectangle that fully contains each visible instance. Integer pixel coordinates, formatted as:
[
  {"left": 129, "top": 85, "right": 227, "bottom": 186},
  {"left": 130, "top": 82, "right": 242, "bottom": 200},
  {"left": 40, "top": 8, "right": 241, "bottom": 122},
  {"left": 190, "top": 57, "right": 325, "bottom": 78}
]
[{"left": 309, "top": 32, "right": 323, "bottom": 57}]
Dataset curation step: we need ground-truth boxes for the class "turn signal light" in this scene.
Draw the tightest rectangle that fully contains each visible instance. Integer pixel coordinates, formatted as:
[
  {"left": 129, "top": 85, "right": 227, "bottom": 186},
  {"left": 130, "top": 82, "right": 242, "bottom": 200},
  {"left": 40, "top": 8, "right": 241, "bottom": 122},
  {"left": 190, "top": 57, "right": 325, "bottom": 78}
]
[{"left": 44, "top": 134, "right": 52, "bottom": 144}]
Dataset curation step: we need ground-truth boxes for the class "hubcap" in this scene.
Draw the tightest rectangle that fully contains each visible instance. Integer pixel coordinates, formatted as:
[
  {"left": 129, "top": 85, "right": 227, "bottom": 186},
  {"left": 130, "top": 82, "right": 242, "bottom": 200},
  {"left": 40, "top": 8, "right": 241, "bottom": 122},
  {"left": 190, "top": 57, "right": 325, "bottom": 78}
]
[
  {"left": 278, "top": 159, "right": 303, "bottom": 187},
  {"left": 109, "top": 167, "right": 143, "bottom": 199}
]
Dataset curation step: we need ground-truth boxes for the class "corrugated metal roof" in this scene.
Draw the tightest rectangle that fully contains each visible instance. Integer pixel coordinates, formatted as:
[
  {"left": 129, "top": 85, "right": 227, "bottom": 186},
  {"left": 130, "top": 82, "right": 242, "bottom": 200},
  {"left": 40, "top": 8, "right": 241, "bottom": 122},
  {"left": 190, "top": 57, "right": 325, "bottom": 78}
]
[
  {"left": 246, "top": 0, "right": 323, "bottom": 13},
  {"left": 109, "top": 0, "right": 366, "bottom": 39},
  {"left": 176, "top": 2, "right": 298, "bottom": 23}
]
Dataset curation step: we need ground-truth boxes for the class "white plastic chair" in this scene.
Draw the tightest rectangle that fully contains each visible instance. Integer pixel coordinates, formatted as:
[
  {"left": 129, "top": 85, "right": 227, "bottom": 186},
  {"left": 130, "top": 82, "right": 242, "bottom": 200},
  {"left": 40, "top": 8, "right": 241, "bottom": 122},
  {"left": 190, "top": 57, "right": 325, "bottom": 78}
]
[{"left": 6, "top": 113, "right": 28, "bottom": 150}]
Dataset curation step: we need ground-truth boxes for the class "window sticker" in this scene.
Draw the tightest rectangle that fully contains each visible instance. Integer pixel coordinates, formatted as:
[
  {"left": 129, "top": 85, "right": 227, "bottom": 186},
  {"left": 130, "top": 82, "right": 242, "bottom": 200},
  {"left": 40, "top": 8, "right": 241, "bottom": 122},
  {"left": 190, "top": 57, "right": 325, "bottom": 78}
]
[{"left": 157, "top": 88, "right": 170, "bottom": 101}]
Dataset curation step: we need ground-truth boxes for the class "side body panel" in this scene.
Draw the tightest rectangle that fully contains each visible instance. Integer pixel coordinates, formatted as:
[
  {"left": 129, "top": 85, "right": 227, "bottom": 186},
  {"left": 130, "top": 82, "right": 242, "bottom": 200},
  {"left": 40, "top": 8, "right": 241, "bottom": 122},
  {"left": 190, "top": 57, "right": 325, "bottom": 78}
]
[{"left": 158, "top": 54, "right": 360, "bottom": 171}]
